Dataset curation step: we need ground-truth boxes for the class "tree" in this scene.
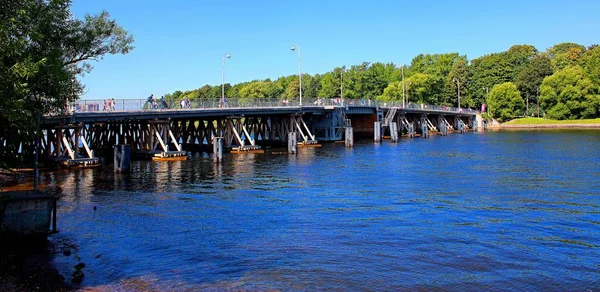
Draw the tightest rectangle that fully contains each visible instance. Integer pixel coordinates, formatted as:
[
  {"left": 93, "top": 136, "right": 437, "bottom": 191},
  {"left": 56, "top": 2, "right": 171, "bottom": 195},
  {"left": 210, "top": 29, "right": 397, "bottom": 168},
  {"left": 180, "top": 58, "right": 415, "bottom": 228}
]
[
  {"left": 539, "top": 66, "right": 600, "bottom": 119},
  {"left": 506, "top": 44, "right": 539, "bottom": 79},
  {"left": 0, "top": 0, "right": 133, "bottom": 164},
  {"left": 514, "top": 55, "right": 553, "bottom": 115},
  {"left": 239, "top": 81, "right": 270, "bottom": 99},
  {"left": 580, "top": 46, "right": 600, "bottom": 82},
  {"left": 405, "top": 73, "right": 439, "bottom": 105},
  {"left": 547, "top": 42, "right": 586, "bottom": 71},
  {"left": 378, "top": 81, "right": 403, "bottom": 101},
  {"left": 488, "top": 82, "right": 524, "bottom": 122},
  {"left": 319, "top": 68, "right": 343, "bottom": 98},
  {"left": 444, "top": 59, "right": 470, "bottom": 107},
  {"left": 468, "top": 52, "right": 513, "bottom": 107}
]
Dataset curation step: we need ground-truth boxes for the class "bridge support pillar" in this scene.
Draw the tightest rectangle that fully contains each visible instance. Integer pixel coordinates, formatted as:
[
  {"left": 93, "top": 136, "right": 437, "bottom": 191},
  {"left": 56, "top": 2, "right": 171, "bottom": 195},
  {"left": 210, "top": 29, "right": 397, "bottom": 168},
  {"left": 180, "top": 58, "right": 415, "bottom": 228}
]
[
  {"left": 390, "top": 122, "right": 398, "bottom": 143},
  {"left": 438, "top": 116, "right": 447, "bottom": 136},
  {"left": 345, "top": 127, "right": 354, "bottom": 147},
  {"left": 213, "top": 137, "right": 223, "bottom": 163},
  {"left": 374, "top": 122, "right": 381, "bottom": 143},
  {"left": 288, "top": 132, "right": 297, "bottom": 154},
  {"left": 455, "top": 117, "right": 465, "bottom": 134},
  {"left": 420, "top": 116, "right": 429, "bottom": 138},
  {"left": 408, "top": 123, "right": 415, "bottom": 138},
  {"left": 114, "top": 144, "right": 131, "bottom": 172},
  {"left": 475, "top": 114, "right": 484, "bottom": 132}
]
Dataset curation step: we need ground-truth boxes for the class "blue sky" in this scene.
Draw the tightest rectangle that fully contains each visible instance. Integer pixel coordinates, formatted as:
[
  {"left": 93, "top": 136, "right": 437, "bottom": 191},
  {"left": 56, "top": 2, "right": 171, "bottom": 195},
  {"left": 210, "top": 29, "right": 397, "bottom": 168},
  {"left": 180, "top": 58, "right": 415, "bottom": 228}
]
[{"left": 71, "top": 0, "right": 600, "bottom": 99}]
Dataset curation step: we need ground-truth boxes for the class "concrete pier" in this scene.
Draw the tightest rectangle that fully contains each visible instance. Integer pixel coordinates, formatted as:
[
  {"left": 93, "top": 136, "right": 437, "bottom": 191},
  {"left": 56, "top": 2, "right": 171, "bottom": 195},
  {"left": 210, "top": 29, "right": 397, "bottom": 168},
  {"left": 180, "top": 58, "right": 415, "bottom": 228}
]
[
  {"left": 114, "top": 145, "right": 131, "bottom": 172},
  {"left": 213, "top": 137, "right": 223, "bottom": 162},
  {"left": 390, "top": 122, "right": 398, "bottom": 143},
  {"left": 345, "top": 127, "right": 354, "bottom": 147},
  {"left": 288, "top": 132, "right": 297, "bottom": 154},
  {"left": 374, "top": 122, "right": 381, "bottom": 143}
]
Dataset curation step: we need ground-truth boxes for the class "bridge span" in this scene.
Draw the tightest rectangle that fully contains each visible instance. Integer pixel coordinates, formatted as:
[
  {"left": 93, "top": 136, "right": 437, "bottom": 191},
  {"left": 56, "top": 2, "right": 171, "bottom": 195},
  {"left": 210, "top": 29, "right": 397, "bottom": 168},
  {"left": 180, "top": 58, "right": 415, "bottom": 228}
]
[{"left": 4, "top": 98, "right": 479, "bottom": 166}]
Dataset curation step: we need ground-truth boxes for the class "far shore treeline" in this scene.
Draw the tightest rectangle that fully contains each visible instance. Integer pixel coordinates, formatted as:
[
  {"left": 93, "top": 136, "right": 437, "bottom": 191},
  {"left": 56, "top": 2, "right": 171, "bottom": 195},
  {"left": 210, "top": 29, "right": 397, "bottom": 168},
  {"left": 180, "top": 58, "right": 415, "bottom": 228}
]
[{"left": 166, "top": 43, "right": 600, "bottom": 122}]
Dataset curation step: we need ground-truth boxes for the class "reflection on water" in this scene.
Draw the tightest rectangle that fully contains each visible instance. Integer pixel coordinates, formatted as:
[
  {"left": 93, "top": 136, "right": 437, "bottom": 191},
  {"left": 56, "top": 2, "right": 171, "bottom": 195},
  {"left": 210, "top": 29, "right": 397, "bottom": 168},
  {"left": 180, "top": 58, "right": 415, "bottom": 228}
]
[{"left": 41, "top": 130, "right": 600, "bottom": 290}]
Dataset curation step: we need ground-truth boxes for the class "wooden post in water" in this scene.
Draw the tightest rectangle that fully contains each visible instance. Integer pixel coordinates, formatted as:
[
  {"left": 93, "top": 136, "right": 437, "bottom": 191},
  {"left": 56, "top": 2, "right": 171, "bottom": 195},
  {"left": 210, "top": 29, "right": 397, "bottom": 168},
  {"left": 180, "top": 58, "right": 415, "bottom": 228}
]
[
  {"left": 213, "top": 137, "right": 223, "bottom": 163},
  {"left": 288, "top": 132, "right": 297, "bottom": 154},
  {"left": 345, "top": 127, "right": 354, "bottom": 147},
  {"left": 374, "top": 122, "right": 381, "bottom": 143},
  {"left": 114, "top": 145, "right": 131, "bottom": 172},
  {"left": 390, "top": 122, "right": 398, "bottom": 143}
]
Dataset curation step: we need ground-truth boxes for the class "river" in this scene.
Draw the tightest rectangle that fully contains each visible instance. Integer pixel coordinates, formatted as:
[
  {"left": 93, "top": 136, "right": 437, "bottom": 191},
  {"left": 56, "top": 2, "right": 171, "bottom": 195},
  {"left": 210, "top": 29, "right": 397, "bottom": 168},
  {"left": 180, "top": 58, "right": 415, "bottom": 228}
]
[{"left": 44, "top": 130, "right": 600, "bottom": 290}]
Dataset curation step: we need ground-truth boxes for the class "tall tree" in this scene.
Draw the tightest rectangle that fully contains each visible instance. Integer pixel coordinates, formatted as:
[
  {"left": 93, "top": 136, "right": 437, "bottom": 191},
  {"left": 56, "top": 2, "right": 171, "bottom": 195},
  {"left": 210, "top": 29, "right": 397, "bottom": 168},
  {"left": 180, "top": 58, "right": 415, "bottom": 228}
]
[
  {"left": 547, "top": 42, "right": 586, "bottom": 71},
  {"left": 405, "top": 73, "right": 439, "bottom": 105},
  {"left": 444, "top": 59, "right": 470, "bottom": 107},
  {"left": 468, "top": 52, "right": 513, "bottom": 107},
  {"left": 0, "top": 0, "right": 133, "bottom": 164},
  {"left": 514, "top": 55, "right": 553, "bottom": 115}
]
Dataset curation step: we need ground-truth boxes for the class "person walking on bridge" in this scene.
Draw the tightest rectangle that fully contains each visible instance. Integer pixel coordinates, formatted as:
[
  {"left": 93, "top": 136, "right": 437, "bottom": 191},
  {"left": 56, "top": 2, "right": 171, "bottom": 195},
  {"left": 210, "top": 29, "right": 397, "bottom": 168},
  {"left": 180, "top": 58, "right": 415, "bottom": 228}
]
[{"left": 145, "top": 94, "right": 154, "bottom": 110}]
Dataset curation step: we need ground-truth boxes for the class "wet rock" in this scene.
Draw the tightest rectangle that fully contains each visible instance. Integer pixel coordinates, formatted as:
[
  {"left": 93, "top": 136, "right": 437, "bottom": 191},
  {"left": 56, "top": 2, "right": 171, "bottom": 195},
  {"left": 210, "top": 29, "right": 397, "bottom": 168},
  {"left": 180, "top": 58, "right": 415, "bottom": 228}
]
[
  {"left": 71, "top": 270, "right": 84, "bottom": 283},
  {"left": 62, "top": 249, "right": 71, "bottom": 256},
  {"left": 74, "top": 262, "right": 85, "bottom": 270}
]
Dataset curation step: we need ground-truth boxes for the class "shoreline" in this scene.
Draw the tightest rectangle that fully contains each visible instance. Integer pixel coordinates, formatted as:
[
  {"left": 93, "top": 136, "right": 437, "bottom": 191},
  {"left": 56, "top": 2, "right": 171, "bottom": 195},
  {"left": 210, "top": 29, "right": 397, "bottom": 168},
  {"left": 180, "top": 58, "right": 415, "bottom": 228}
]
[{"left": 488, "top": 124, "right": 600, "bottom": 129}]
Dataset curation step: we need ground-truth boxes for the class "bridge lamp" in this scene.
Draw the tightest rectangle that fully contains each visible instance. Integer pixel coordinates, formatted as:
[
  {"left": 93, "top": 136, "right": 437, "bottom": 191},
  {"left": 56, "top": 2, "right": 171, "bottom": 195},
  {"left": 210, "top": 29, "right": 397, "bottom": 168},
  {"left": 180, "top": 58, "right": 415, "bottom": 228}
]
[
  {"left": 290, "top": 43, "right": 302, "bottom": 106},
  {"left": 453, "top": 77, "right": 461, "bottom": 110},
  {"left": 222, "top": 53, "right": 231, "bottom": 102}
]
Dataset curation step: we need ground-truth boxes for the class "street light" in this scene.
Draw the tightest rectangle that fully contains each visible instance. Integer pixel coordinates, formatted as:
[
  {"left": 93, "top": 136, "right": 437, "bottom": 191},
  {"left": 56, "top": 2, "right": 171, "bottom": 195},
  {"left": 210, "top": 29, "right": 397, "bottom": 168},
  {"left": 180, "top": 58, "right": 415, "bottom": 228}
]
[
  {"left": 340, "top": 66, "right": 344, "bottom": 101},
  {"left": 290, "top": 43, "right": 302, "bottom": 106},
  {"left": 453, "top": 77, "right": 461, "bottom": 110},
  {"left": 222, "top": 52, "right": 231, "bottom": 103},
  {"left": 401, "top": 65, "right": 406, "bottom": 108}
]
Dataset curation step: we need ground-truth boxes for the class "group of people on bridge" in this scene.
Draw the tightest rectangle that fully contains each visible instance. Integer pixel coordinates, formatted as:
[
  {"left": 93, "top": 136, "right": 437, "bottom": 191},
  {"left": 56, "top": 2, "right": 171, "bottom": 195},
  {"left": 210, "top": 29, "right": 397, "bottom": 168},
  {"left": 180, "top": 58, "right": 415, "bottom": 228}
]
[{"left": 145, "top": 94, "right": 169, "bottom": 110}]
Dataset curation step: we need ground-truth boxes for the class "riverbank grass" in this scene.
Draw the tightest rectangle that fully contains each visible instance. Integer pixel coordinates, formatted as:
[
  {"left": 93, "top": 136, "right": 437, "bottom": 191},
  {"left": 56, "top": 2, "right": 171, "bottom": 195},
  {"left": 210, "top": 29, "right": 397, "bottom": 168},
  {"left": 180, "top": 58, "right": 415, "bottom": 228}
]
[{"left": 505, "top": 117, "right": 600, "bottom": 125}]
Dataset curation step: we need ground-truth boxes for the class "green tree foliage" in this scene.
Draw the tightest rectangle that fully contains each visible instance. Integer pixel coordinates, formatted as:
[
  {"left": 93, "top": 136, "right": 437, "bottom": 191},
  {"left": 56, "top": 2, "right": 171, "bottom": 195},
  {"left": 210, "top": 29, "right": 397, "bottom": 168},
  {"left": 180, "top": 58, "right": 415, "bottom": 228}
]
[
  {"left": 540, "top": 66, "right": 600, "bottom": 119},
  {"left": 468, "top": 52, "right": 513, "bottom": 107},
  {"left": 319, "top": 68, "right": 343, "bottom": 98},
  {"left": 547, "top": 42, "right": 586, "bottom": 71},
  {"left": 0, "top": 0, "right": 133, "bottom": 164},
  {"left": 378, "top": 81, "right": 403, "bottom": 101},
  {"left": 580, "top": 46, "right": 600, "bottom": 82},
  {"left": 514, "top": 55, "right": 553, "bottom": 113},
  {"left": 405, "top": 73, "right": 439, "bottom": 104},
  {"left": 239, "top": 81, "right": 270, "bottom": 99},
  {"left": 505, "top": 45, "right": 539, "bottom": 79},
  {"left": 488, "top": 82, "right": 525, "bottom": 122},
  {"left": 444, "top": 59, "right": 470, "bottom": 107}
]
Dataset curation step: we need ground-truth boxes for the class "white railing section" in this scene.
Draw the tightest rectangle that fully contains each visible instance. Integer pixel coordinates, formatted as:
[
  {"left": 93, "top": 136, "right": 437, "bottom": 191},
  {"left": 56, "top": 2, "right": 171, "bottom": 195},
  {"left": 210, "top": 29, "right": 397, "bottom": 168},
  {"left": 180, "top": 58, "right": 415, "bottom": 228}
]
[{"left": 67, "top": 98, "right": 479, "bottom": 114}]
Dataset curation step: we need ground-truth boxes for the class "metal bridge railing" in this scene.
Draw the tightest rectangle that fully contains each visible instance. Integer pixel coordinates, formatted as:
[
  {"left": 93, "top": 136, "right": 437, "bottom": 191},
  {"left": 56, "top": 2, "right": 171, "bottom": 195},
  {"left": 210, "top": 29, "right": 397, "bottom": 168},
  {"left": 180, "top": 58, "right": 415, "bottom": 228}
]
[{"left": 67, "top": 98, "right": 478, "bottom": 114}]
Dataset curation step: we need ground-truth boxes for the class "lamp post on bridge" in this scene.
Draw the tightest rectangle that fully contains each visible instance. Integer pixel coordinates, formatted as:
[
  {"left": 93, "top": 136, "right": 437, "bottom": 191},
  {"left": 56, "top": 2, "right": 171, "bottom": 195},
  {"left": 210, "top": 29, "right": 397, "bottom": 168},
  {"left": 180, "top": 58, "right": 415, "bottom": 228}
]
[
  {"left": 453, "top": 77, "right": 461, "bottom": 111},
  {"left": 341, "top": 66, "right": 344, "bottom": 101},
  {"left": 222, "top": 52, "right": 231, "bottom": 104},
  {"left": 290, "top": 43, "right": 302, "bottom": 106}
]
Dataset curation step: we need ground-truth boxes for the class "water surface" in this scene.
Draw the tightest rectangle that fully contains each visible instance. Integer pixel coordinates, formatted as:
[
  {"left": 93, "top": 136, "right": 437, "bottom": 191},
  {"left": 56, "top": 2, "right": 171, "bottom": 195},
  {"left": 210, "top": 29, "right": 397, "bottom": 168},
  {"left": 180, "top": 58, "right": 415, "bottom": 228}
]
[{"left": 45, "top": 130, "right": 600, "bottom": 290}]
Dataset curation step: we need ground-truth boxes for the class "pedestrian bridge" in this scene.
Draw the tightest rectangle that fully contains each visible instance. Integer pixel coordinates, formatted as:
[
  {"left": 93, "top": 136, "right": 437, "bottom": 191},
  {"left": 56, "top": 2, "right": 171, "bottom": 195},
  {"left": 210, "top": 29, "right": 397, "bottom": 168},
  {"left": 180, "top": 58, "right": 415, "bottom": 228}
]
[{"left": 8, "top": 98, "right": 479, "bottom": 166}]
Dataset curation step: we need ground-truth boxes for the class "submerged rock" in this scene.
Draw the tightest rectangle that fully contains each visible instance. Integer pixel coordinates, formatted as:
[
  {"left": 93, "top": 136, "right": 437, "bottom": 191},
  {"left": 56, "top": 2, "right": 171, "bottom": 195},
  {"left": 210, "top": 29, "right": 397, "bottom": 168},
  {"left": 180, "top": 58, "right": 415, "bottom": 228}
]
[
  {"left": 74, "top": 262, "right": 85, "bottom": 270},
  {"left": 71, "top": 270, "right": 84, "bottom": 283}
]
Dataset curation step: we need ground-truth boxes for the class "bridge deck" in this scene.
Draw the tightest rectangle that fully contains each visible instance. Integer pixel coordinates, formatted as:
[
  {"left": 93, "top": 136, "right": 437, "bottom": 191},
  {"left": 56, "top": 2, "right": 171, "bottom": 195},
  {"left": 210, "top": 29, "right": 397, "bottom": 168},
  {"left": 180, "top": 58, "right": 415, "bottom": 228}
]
[{"left": 44, "top": 98, "right": 477, "bottom": 124}]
